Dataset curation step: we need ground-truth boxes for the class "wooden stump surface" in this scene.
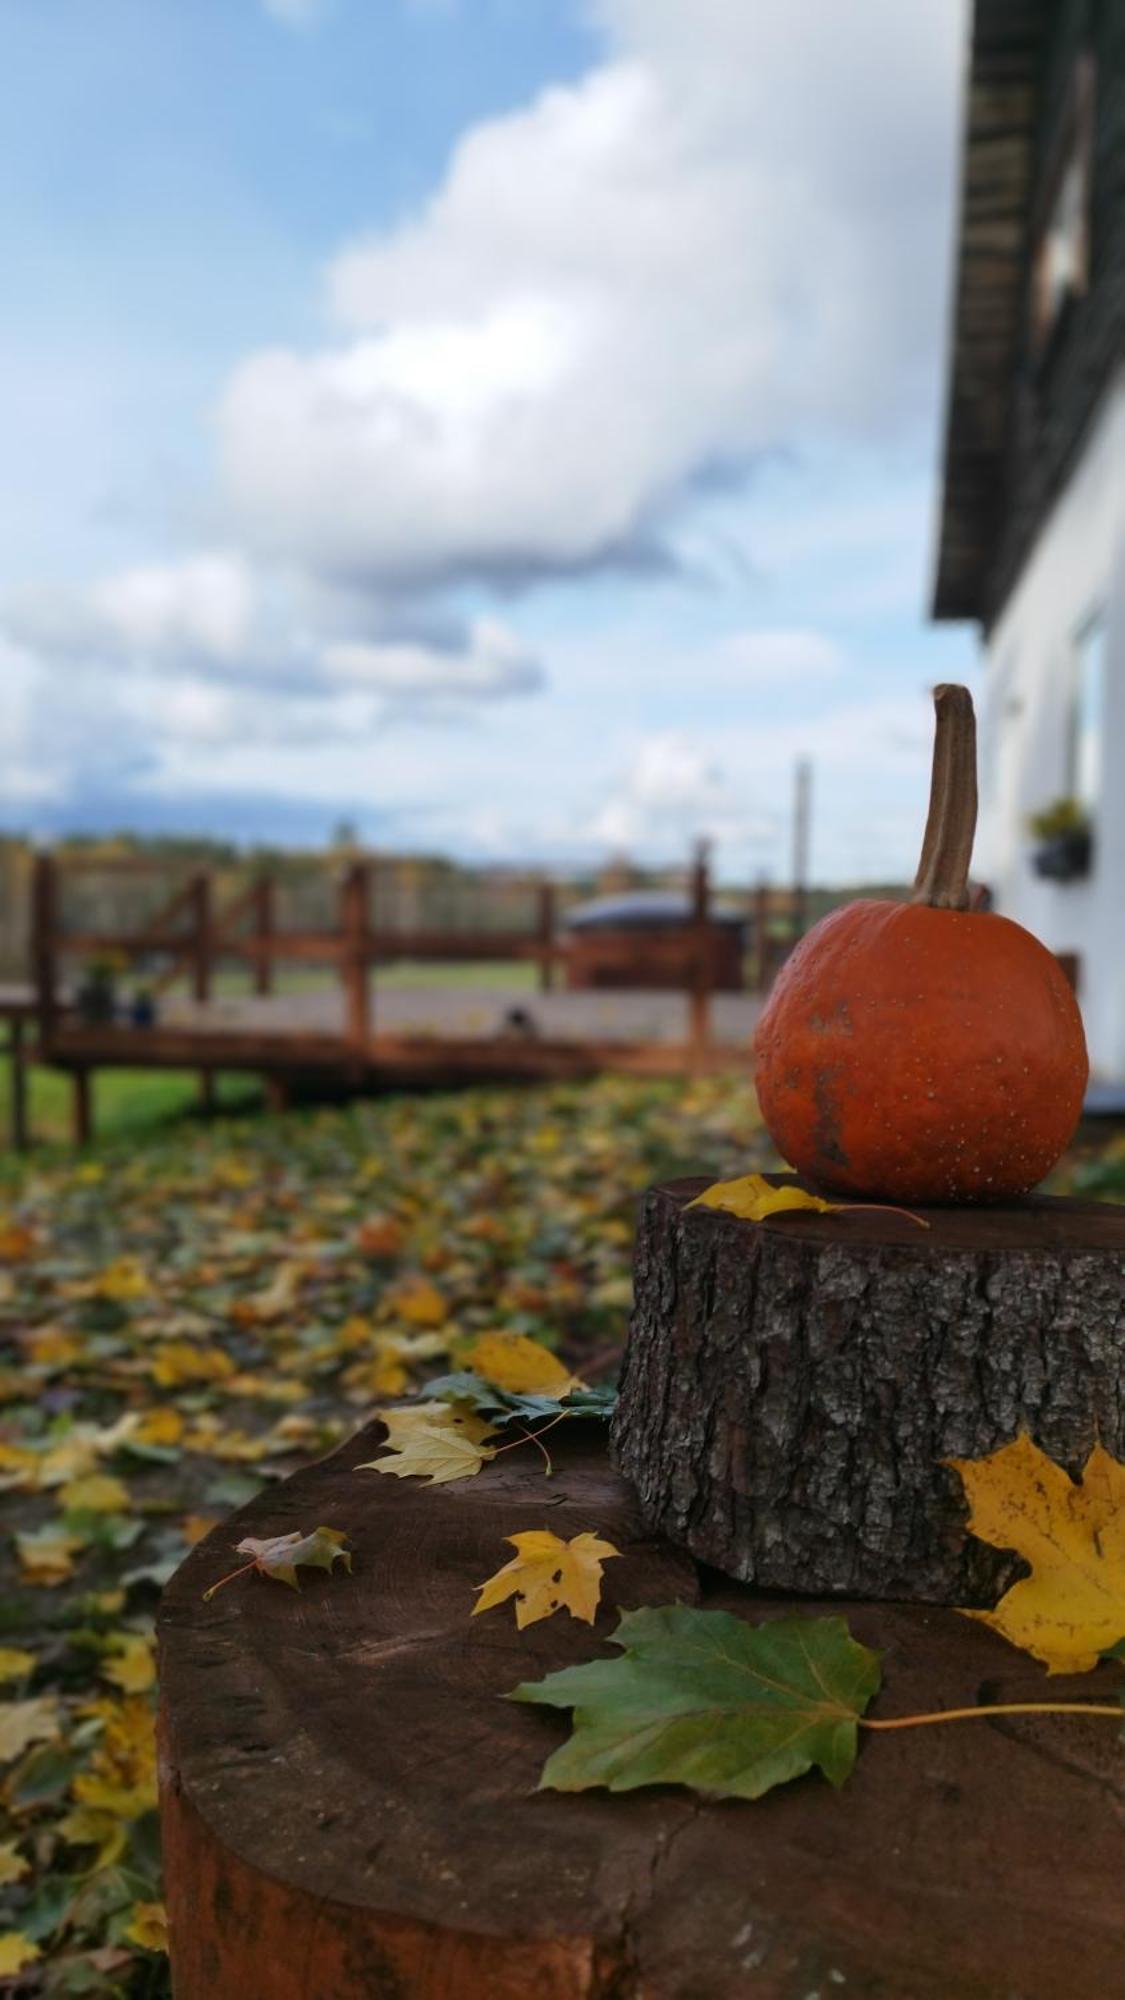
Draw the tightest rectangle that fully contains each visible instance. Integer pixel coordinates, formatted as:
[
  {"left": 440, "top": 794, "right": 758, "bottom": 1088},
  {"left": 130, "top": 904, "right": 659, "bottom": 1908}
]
[
  {"left": 158, "top": 1421, "right": 1125, "bottom": 2000},
  {"left": 613, "top": 1178, "right": 1125, "bottom": 1603}
]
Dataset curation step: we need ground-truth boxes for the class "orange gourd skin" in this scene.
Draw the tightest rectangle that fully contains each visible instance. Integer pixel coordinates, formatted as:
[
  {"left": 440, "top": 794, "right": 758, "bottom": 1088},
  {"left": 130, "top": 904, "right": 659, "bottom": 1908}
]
[{"left": 752, "top": 900, "right": 1089, "bottom": 1203}]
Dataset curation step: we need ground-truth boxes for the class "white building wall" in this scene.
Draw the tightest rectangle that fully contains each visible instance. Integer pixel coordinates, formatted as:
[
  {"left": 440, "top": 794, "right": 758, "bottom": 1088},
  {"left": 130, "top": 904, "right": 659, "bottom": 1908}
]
[{"left": 980, "top": 366, "right": 1125, "bottom": 1079}]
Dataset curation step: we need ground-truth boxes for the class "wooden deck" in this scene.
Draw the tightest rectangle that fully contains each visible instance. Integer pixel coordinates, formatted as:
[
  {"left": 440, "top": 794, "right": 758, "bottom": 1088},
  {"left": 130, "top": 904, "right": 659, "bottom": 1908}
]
[{"left": 12, "top": 848, "right": 778, "bottom": 1146}]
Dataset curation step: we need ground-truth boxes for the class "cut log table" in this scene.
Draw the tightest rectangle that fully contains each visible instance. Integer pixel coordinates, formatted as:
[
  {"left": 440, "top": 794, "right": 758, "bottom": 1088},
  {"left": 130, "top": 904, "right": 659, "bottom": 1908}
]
[
  {"left": 613, "top": 1177, "right": 1125, "bottom": 1602},
  {"left": 158, "top": 1422, "right": 1125, "bottom": 1999}
]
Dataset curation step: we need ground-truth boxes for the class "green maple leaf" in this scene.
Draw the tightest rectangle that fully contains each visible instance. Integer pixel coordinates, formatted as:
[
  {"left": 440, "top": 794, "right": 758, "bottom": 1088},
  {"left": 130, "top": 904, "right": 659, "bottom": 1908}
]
[{"left": 512, "top": 1605, "right": 881, "bottom": 1801}]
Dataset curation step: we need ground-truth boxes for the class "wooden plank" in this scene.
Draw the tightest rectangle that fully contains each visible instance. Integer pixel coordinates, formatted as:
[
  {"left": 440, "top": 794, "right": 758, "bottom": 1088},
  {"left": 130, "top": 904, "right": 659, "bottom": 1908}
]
[
  {"left": 31, "top": 852, "right": 59, "bottom": 1042},
  {"left": 339, "top": 862, "right": 370, "bottom": 1050},
  {"left": 252, "top": 879, "right": 275, "bottom": 997}
]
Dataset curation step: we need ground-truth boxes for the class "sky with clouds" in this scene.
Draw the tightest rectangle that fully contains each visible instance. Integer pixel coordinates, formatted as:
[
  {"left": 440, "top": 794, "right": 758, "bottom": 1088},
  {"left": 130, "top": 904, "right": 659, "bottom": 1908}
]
[{"left": 0, "top": 0, "right": 978, "bottom": 883}]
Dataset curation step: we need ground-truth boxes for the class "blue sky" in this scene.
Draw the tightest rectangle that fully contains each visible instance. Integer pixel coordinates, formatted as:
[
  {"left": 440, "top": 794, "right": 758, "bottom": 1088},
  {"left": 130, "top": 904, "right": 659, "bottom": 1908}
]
[{"left": 0, "top": 0, "right": 977, "bottom": 883}]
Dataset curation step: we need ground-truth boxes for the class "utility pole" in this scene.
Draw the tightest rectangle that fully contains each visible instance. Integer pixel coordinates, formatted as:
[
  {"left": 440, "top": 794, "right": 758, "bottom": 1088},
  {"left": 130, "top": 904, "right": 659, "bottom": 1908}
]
[{"left": 791, "top": 758, "right": 812, "bottom": 944}]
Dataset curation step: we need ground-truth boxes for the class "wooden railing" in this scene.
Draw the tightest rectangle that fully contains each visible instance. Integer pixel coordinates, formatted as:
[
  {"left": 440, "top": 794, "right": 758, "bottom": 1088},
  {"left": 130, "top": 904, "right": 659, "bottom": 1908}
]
[{"left": 28, "top": 847, "right": 805, "bottom": 1069}]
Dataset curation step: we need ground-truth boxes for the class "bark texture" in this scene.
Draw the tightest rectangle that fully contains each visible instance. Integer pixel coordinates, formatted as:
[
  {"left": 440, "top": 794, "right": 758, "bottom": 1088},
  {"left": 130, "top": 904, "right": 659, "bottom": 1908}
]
[
  {"left": 612, "top": 1177, "right": 1125, "bottom": 1603},
  {"left": 158, "top": 1423, "right": 1125, "bottom": 1999}
]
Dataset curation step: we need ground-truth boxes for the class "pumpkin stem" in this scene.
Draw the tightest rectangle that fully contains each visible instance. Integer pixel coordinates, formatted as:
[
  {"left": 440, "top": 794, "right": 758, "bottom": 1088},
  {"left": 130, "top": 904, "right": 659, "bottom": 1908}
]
[{"left": 912, "top": 684, "right": 978, "bottom": 910}]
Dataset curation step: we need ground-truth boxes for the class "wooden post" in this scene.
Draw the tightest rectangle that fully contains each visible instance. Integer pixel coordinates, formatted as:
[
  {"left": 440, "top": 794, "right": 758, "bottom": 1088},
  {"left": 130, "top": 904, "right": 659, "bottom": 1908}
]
[
  {"left": 198, "top": 1071, "right": 216, "bottom": 1117},
  {"left": 753, "top": 878, "right": 770, "bottom": 991},
  {"left": 252, "top": 878, "right": 274, "bottom": 997},
  {"left": 537, "top": 881, "right": 555, "bottom": 993},
  {"left": 339, "top": 861, "right": 370, "bottom": 1053},
  {"left": 8, "top": 1016, "right": 28, "bottom": 1152},
  {"left": 263, "top": 1074, "right": 290, "bottom": 1115},
  {"left": 192, "top": 873, "right": 213, "bottom": 1006},
  {"left": 72, "top": 1068, "right": 92, "bottom": 1147},
  {"left": 688, "top": 839, "right": 711, "bottom": 1069},
  {"left": 31, "top": 851, "right": 58, "bottom": 1043}
]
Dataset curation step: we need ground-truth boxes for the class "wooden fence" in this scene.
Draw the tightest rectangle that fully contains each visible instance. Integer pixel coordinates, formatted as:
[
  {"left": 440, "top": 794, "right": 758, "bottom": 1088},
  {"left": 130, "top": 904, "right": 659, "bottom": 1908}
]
[{"left": 8, "top": 847, "right": 806, "bottom": 1147}]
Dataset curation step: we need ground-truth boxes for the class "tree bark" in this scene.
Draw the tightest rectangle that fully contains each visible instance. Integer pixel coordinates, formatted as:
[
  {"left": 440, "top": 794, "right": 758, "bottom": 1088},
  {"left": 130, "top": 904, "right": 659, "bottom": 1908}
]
[
  {"left": 158, "top": 1422, "right": 1125, "bottom": 1999},
  {"left": 612, "top": 1177, "right": 1125, "bottom": 1603}
]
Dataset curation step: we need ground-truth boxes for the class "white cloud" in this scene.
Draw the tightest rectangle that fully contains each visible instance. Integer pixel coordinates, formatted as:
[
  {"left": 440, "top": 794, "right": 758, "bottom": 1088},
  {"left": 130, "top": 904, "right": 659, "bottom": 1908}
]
[
  {"left": 321, "top": 618, "right": 541, "bottom": 699},
  {"left": 590, "top": 732, "right": 776, "bottom": 855},
  {"left": 218, "top": 0, "right": 960, "bottom": 592}
]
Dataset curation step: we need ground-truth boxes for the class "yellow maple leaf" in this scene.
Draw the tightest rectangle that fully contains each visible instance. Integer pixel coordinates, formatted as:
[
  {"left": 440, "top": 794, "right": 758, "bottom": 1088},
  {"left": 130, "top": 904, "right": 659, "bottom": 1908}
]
[
  {"left": 0, "top": 1933, "right": 40, "bottom": 1977},
  {"left": 689, "top": 1174, "right": 928, "bottom": 1230},
  {"left": 24, "top": 1327, "right": 81, "bottom": 1370},
  {"left": 124, "top": 1901, "right": 169, "bottom": 1953},
  {"left": 150, "top": 1342, "right": 235, "bottom": 1388},
  {"left": 689, "top": 1174, "right": 839, "bottom": 1222},
  {"left": 133, "top": 1407, "right": 186, "bottom": 1447},
  {"left": 948, "top": 1433, "right": 1125, "bottom": 1673},
  {"left": 58, "top": 1804, "right": 128, "bottom": 1872},
  {"left": 14, "top": 1525, "right": 83, "bottom": 1586},
  {"left": 473, "top": 1530, "right": 621, "bottom": 1629},
  {"left": 384, "top": 1276, "right": 449, "bottom": 1328},
  {"left": 361, "top": 1404, "right": 497, "bottom": 1485},
  {"left": 0, "top": 1842, "right": 28, "bottom": 1887},
  {"left": 0, "top": 1696, "right": 60, "bottom": 1763},
  {"left": 102, "top": 1634, "right": 156, "bottom": 1695},
  {"left": 0, "top": 1650, "right": 35, "bottom": 1685},
  {"left": 180, "top": 1513, "right": 219, "bottom": 1547},
  {"left": 72, "top": 1695, "right": 157, "bottom": 1820},
  {"left": 60, "top": 1473, "right": 131, "bottom": 1515},
  {"left": 463, "top": 1331, "right": 581, "bottom": 1396}
]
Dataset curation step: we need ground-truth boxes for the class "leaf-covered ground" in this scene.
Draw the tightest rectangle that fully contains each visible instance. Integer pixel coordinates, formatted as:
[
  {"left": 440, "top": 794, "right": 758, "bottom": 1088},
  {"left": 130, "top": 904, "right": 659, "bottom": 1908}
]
[
  {"left": 0, "top": 1075, "right": 1120, "bottom": 1996},
  {"left": 0, "top": 1074, "right": 773, "bottom": 1994}
]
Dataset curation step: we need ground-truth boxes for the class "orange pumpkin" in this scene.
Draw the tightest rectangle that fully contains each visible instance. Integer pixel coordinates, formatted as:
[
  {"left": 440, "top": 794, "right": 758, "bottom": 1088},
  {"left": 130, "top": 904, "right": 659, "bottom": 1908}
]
[{"left": 752, "top": 686, "right": 1089, "bottom": 1202}]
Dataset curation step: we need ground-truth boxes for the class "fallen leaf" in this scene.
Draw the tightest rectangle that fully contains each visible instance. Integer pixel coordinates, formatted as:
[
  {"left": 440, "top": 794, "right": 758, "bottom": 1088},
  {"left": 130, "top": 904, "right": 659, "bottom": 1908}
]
[
  {"left": 0, "top": 1220, "right": 36, "bottom": 1263},
  {"left": 0, "top": 1933, "right": 40, "bottom": 1977},
  {"left": 462, "top": 1331, "right": 581, "bottom": 1396},
  {"left": 58, "top": 1804, "right": 128, "bottom": 1872},
  {"left": 688, "top": 1174, "right": 840, "bottom": 1221},
  {"left": 14, "top": 1526, "right": 83, "bottom": 1587},
  {"left": 384, "top": 1276, "right": 449, "bottom": 1328},
  {"left": 381, "top": 1402, "right": 497, "bottom": 1449},
  {"left": 231, "top": 1260, "right": 306, "bottom": 1326},
  {"left": 150, "top": 1341, "right": 236, "bottom": 1387},
  {"left": 948, "top": 1433, "right": 1125, "bottom": 1672},
  {"left": 204, "top": 1525, "right": 352, "bottom": 1600},
  {"left": 0, "top": 1841, "right": 28, "bottom": 1886},
  {"left": 688, "top": 1173, "right": 928, "bottom": 1230},
  {"left": 0, "top": 1649, "right": 35, "bottom": 1684},
  {"left": 102, "top": 1634, "right": 156, "bottom": 1694},
  {"left": 59, "top": 1473, "right": 132, "bottom": 1515},
  {"left": 361, "top": 1406, "right": 497, "bottom": 1485},
  {"left": 513, "top": 1605, "right": 881, "bottom": 1800},
  {"left": 474, "top": 1530, "right": 621, "bottom": 1628},
  {"left": 123, "top": 1901, "right": 168, "bottom": 1952},
  {"left": 0, "top": 1697, "right": 61, "bottom": 1763}
]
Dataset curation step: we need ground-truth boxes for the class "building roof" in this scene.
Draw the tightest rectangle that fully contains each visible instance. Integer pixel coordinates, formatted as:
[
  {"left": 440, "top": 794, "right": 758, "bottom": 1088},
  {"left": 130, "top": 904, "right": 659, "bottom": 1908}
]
[
  {"left": 564, "top": 892, "right": 746, "bottom": 932},
  {"left": 932, "top": 0, "right": 1048, "bottom": 622}
]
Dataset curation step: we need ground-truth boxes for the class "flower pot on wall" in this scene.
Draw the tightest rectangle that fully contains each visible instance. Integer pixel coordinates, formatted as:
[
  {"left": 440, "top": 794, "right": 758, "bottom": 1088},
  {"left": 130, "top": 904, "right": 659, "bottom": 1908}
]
[{"left": 1031, "top": 829, "right": 1093, "bottom": 882}]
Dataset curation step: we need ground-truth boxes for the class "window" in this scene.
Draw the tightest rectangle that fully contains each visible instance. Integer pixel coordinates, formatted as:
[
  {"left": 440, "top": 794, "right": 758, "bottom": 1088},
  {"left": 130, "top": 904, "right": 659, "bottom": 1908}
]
[
  {"left": 1070, "top": 605, "right": 1107, "bottom": 815},
  {"left": 1030, "top": 54, "right": 1095, "bottom": 356}
]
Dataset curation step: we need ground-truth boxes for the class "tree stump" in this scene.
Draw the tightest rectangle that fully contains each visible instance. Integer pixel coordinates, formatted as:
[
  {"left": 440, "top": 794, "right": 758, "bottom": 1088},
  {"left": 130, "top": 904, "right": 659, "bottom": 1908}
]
[
  {"left": 158, "top": 1423, "right": 1125, "bottom": 1999},
  {"left": 612, "top": 1176, "right": 1125, "bottom": 1603}
]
